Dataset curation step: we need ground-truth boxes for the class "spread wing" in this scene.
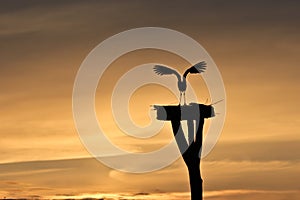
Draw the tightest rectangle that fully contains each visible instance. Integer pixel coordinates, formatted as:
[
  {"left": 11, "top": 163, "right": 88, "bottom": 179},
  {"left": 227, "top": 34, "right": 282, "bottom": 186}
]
[
  {"left": 153, "top": 65, "right": 181, "bottom": 80},
  {"left": 183, "top": 61, "right": 207, "bottom": 77}
]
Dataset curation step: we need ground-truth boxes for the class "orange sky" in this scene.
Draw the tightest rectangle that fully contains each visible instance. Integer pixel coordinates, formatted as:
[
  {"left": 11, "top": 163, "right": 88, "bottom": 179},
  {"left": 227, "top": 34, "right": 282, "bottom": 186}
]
[{"left": 0, "top": 1, "right": 299, "bottom": 199}]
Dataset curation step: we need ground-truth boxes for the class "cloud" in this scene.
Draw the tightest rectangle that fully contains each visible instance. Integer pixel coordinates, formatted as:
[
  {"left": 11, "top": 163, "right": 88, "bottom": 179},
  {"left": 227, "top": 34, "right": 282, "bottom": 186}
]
[
  {"left": 0, "top": 168, "right": 69, "bottom": 177},
  {"left": 204, "top": 189, "right": 300, "bottom": 200},
  {"left": 0, "top": 180, "right": 52, "bottom": 199},
  {"left": 0, "top": 1, "right": 92, "bottom": 37},
  {"left": 205, "top": 140, "right": 300, "bottom": 162},
  {"left": 1, "top": 156, "right": 299, "bottom": 198},
  {"left": 7, "top": 189, "right": 300, "bottom": 200},
  {"left": 203, "top": 160, "right": 300, "bottom": 191}
]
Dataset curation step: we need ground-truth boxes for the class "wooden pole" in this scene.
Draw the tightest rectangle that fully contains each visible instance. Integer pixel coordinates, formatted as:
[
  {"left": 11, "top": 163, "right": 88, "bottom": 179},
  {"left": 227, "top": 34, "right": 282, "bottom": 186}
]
[{"left": 154, "top": 103, "right": 214, "bottom": 200}]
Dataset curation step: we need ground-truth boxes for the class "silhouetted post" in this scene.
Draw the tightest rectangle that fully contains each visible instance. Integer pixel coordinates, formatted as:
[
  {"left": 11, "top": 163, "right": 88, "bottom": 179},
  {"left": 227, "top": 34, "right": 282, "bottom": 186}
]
[{"left": 154, "top": 103, "right": 214, "bottom": 200}]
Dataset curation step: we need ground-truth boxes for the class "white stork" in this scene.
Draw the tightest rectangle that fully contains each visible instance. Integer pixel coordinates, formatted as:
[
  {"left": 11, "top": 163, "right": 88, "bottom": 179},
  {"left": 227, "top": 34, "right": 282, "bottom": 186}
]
[{"left": 153, "top": 61, "right": 207, "bottom": 105}]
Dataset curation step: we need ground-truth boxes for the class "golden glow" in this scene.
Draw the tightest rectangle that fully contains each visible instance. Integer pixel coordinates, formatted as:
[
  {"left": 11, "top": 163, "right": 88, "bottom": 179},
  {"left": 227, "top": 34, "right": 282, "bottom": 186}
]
[{"left": 0, "top": 1, "right": 299, "bottom": 199}]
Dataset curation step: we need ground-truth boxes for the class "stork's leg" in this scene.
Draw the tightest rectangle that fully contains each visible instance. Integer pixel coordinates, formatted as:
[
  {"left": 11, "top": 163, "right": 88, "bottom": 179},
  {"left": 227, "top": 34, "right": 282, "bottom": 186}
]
[
  {"left": 183, "top": 92, "right": 186, "bottom": 105},
  {"left": 179, "top": 92, "right": 182, "bottom": 105}
]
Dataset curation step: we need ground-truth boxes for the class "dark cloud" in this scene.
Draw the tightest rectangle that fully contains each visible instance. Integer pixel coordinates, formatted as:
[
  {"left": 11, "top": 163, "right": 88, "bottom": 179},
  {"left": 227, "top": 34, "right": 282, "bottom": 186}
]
[
  {"left": 0, "top": 0, "right": 84, "bottom": 14},
  {"left": 1, "top": 0, "right": 299, "bottom": 72}
]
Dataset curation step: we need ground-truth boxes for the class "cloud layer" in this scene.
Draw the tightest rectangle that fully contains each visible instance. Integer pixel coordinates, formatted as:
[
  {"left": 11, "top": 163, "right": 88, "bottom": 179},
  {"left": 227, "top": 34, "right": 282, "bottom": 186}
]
[{"left": 0, "top": 0, "right": 299, "bottom": 199}]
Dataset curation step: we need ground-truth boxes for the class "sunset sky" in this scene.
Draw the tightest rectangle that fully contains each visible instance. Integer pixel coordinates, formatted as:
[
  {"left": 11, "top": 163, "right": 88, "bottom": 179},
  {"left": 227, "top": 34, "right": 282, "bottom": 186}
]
[{"left": 0, "top": 0, "right": 299, "bottom": 199}]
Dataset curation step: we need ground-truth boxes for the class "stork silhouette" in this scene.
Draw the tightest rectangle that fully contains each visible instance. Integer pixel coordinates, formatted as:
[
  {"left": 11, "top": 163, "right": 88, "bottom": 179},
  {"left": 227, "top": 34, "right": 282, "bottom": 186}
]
[{"left": 153, "top": 61, "right": 207, "bottom": 105}]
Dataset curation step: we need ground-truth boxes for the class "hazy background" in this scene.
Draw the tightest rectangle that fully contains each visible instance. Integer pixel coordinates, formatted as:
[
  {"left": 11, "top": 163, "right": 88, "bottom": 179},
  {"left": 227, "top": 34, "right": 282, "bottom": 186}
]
[{"left": 0, "top": 0, "right": 299, "bottom": 199}]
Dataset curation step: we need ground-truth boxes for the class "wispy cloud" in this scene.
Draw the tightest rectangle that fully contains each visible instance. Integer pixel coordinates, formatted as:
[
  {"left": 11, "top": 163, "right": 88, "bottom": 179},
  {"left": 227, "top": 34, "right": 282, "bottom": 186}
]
[
  {"left": 0, "top": 157, "right": 299, "bottom": 198},
  {"left": 205, "top": 189, "right": 300, "bottom": 200},
  {"left": 0, "top": 168, "right": 69, "bottom": 177},
  {"left": 4, "top": 190, "right": 298, "bottom": 200}
]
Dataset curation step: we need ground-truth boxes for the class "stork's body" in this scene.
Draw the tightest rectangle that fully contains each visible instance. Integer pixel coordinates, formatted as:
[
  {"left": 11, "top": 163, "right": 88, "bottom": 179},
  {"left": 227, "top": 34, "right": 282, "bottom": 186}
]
[
  {"left": 153, "top": 61, "right": 206, "bottom": 105},
  {"left": 177, "top": 76, "right": 187, "bottom": 104}
]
